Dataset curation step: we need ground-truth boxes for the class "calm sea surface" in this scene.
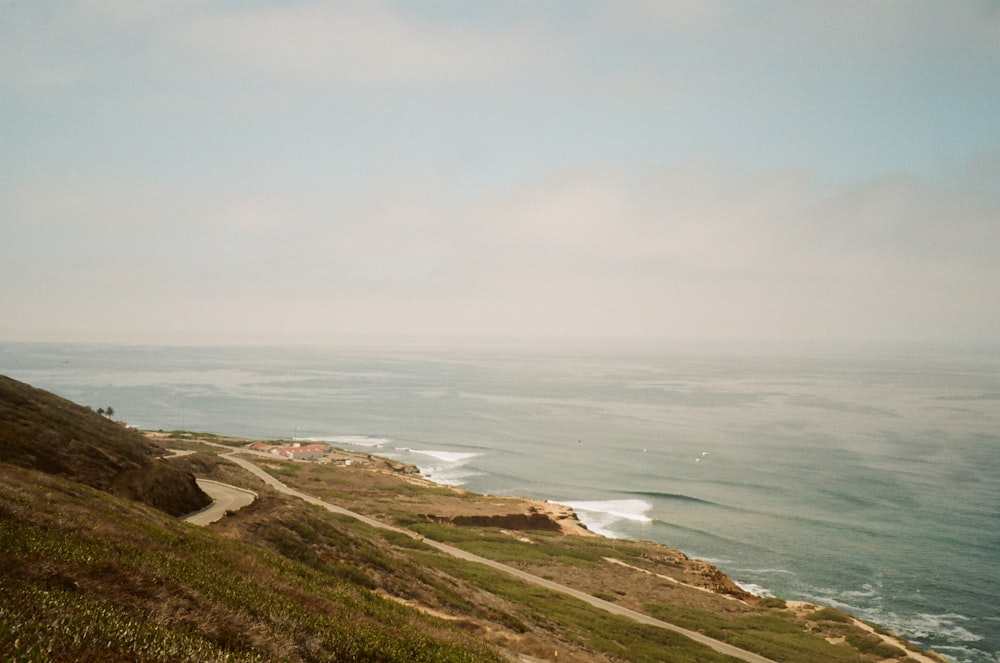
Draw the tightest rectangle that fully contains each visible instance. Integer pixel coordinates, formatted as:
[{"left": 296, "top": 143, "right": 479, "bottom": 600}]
[{"left": 2, "top": 342, "right": 997, "bottom": 662}]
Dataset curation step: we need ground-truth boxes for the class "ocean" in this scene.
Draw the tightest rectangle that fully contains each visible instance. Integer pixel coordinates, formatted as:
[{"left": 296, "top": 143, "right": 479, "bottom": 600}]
[{"left": 2, "top": 342, "right": 997, "bottom": 662}]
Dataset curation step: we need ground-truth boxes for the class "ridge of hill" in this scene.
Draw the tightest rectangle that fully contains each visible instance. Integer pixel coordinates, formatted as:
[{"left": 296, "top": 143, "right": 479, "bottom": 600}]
[{"left": 0, "top": 377, "right": 945, "bottom": 662}]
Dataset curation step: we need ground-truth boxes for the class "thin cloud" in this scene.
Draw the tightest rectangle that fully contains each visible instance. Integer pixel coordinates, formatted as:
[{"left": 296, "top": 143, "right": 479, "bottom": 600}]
[
  {"left": 614, "top": 0, "right": 1000, "bottom": 59},
  {"left": 2, "top": 2, "right": 998, "bottom": 346},
  {"left": 175, "top": 3, "right": 559, "bottom": 89}
]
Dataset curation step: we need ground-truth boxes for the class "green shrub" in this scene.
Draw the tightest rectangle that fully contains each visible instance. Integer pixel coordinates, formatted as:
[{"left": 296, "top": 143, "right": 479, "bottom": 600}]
[
  {"left": 808, "top": 607, "right": 853, "bottom": 623},
  {"left": 645, "top": 603, "right": 861, "bottom": 663},
  {"left": 846, "top": 632, "right": 906, "bottom": 659}
]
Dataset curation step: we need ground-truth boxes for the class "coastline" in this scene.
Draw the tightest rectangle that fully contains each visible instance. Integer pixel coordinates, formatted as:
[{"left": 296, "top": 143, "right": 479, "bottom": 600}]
[
  {"left": 151, "top": 430, "right": 759, "bottom": 602},
  {"left": 153, "top": 430, "right": 948, "bottom": 662},
  {"left": 149, "top": 430, "right": 593, "bottom": 536}
]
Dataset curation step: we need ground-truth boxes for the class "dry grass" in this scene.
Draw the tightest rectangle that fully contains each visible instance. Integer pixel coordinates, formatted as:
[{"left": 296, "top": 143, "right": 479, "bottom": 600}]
[{"left": 0, "top": 465, "right": 506, "bottom": 662}]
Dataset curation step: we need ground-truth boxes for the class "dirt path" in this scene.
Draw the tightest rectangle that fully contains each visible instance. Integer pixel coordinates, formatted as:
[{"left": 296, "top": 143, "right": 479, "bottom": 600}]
[{"left": 220, "top": 451, "right": 778, "bottom": 663}]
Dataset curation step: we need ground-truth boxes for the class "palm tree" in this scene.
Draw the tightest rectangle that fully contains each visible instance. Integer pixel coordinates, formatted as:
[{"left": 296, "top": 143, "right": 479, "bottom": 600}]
[{"left": 106, "top": 406, "right": 115, "bottom": 419}]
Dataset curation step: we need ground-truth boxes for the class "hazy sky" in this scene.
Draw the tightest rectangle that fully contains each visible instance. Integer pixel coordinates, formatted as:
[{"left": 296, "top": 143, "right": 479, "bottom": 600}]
[{"left": 3, "top": 1, "right": 999, "bottom": 347}]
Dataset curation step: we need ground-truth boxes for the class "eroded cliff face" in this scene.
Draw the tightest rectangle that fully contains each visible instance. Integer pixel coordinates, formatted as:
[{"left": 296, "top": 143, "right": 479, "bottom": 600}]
[
  {"left": 687, "top": 559, "right": 756, "bottom": 601},
  {"left": 420, "top": 501, "right": 594, "bottom": 536},
  {"left": 423, "top": 511, "right": 564, "bottom": 532}
]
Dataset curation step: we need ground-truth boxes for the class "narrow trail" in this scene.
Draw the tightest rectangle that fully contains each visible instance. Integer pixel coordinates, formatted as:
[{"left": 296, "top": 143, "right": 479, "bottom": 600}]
[{"left": 217, "top": 449, "right": 778, "bottom": 663}]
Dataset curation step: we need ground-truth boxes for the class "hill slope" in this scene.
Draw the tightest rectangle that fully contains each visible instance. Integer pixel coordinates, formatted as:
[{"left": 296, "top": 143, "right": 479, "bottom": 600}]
[
  {"left": 0, "top": 463, "right": 506, "bottom": 662},
  {"left": 0, "top": 375, "right": 208, "bottom": 516}
]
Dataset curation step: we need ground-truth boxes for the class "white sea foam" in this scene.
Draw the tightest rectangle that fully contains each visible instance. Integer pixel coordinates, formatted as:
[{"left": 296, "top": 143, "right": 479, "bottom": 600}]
[
  {"left": 296, "top": 435, "right": 391, "bottom": 448},
  {"left": 890, "top": 612, "right": 984, "bottom": 644},
  {"left": 558, "top": 499, "right": 653, "bottom": 538},
  {"left": 811, "top": 591, "right": 985, "bottom": 647},
  {"left": 934, "top": 645, "right": 998, "bottom": 663},
  {"left": 422, "top": 467, "right": 485, "bottom": 487},
  {"left": 734, "top": 581, "right": 773, "bottom": 597},
  {"left": 409, "top": 449, "right": 481, "bottom": 463},
  {"left": 401, "top": 449, "right": 483, "bottom": 486}
]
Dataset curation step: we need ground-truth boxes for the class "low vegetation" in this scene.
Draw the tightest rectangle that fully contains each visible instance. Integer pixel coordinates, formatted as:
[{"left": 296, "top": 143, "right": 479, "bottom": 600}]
[
  {"left": 0, "top": 466, "right": 504, "bottom": 662},
  {"left": 806, "top": 607, "right": 853, "bottom": 623},
  {"left": 644, "top": 603, "right": 859, "bottom": 663}
]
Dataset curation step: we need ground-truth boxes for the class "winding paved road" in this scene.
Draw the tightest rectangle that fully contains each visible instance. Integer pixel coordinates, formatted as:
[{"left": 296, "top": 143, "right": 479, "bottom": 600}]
[
  {"left": 219, "top": 451, "right": 777, "bottom": 663},
  {"left": 183, "top": 479, "right": 257, "bottom": 526}
]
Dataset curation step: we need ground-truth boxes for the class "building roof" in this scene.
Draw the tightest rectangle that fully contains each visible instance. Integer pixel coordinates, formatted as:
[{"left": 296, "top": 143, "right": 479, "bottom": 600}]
[{"left": 272, "top": 443, "right": 327, "bottom": 456}]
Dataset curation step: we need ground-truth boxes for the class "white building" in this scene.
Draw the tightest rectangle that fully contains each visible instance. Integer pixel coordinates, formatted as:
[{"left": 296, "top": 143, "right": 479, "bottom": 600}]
[{"left": 269, "top": 442, "right": 327, "bottom": 461}]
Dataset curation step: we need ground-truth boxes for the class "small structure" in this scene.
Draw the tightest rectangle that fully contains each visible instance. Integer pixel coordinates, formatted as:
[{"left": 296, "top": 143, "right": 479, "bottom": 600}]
[{"left": 269, "top": 442, "right": 328, "bottom": 461}]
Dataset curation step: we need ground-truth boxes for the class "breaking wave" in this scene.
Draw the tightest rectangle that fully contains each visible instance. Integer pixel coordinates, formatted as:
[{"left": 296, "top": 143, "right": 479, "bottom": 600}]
[
  {"left": 404, "top": 449, "right": 484, "bottom": 487},
  {"left": 617, "top": 489, "right": 725, "bottom": 508},
  {"left": 409, "top": 449, "right": 482, "bottom": 463},
  {"left": 557, "top": 499, "right": 653, "bottom": 538},
  {"left": 295, "top": 434, "right": 391, "bottom": 448}
]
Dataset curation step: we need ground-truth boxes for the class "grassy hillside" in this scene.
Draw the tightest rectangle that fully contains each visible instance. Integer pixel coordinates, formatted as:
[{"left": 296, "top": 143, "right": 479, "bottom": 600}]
[
  {"left": 0, "top": 464, "right": 504, "bottom": 662},
  {"left": 0, "top": 375, "right": 208, "bottom": 516}
]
